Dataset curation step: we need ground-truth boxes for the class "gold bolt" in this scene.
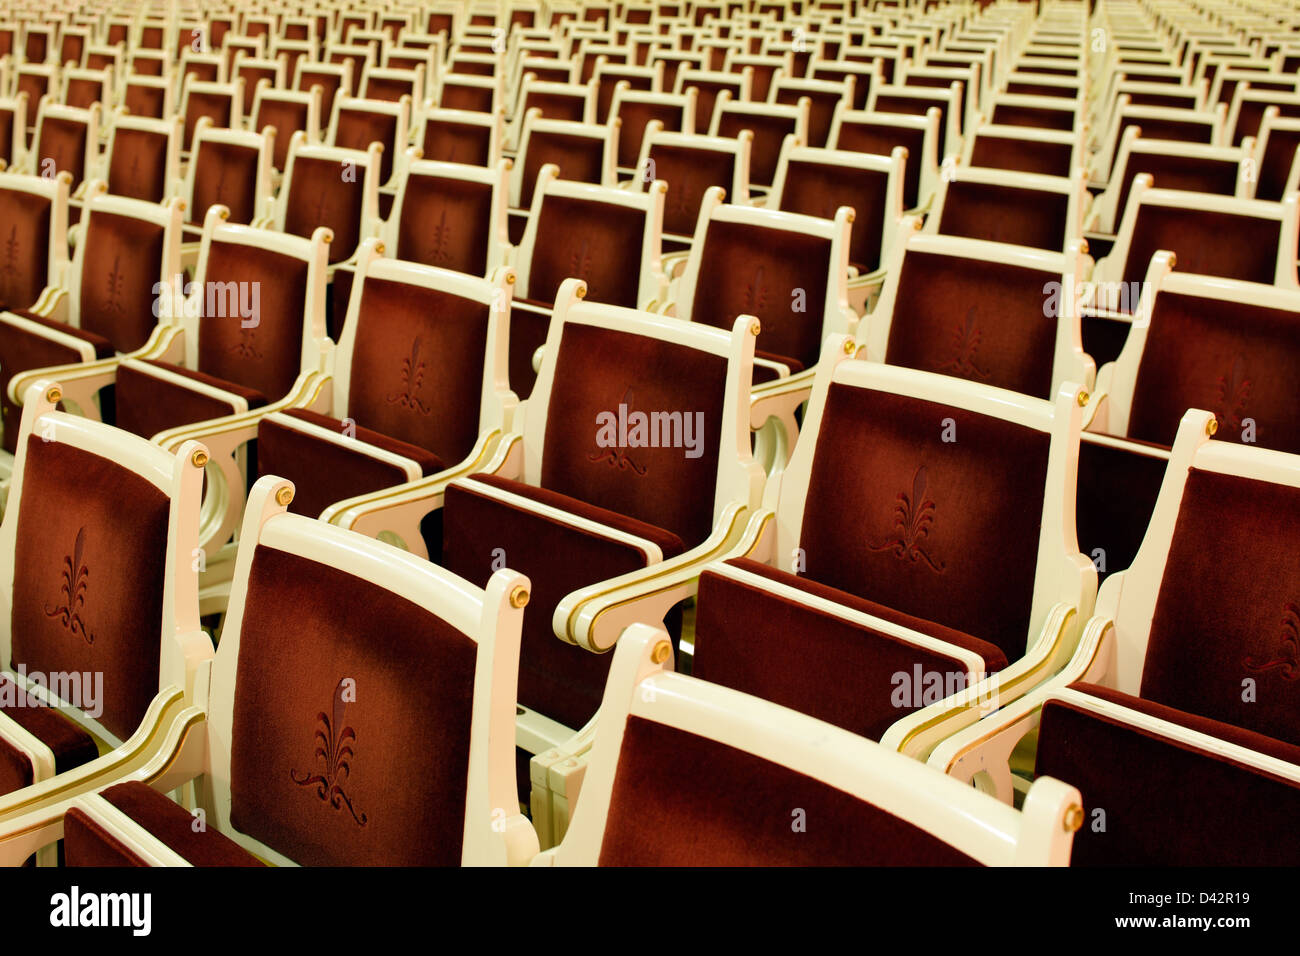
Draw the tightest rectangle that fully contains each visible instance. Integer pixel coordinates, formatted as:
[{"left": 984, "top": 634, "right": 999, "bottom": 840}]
[
  {"left": 191, "top": 449, "right": 209, "bottom": 468},
  {"left": 275, "top": 486, "right": 294, "bottom": 507},
  {"left": 842, "top": 338, "right": 856, "bottom": 355},
  {"left": 510, "top": 585, "right": 530, "bottom": 608},
  {"left": 575, "top": 282, "right": 587, "bottom": 299},
  {"left": 1063, "top": 804, "right": 1084, "bottom": 832},
  {"left": 45, "top": 386, "right": 62, "bottom": 404},
  {"left": 374, "top": 241, "right": 385, "bottom": 255},
  {"left": 506, "top": 271, "right": 516, "bottom": 285},
  {"left": 1076, "top": 390, "right": 1090, "bottom": 407},
  {"left": 651, "top": 640, "right": 671, "bottom": 664},
  {"left": 1206, "top": 416, "right": 1218, "bottom": 436},
  {"left": 749, "top": 320, "right": 761, "bottom": 336}
]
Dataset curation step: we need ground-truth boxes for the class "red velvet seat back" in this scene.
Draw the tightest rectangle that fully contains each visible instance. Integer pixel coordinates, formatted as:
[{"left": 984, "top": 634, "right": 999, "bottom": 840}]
[
  {"left": 647, "top": 141, "right": 735, "bottom": 235},
  {"left": 521, "top": 89, "right": 588, "bottom": 124},
  {"left": 1128, "top": 291, "right": 1300, "bottom": 451},
  {"left": 347, "top": 276, "right": 490, "bottom": 462},
  {"left": 1141, "top": 468, "right": 1300, "bottom": 743},
  {"left": 774, "top": 85, "right": 841, "bottom": 147},
  {"left": 597, "top": 716, "right": 981, "bottom": 865},
  {"left": 777, "top": 159, "right": 888, "bottom": 273},
  {"left": 834, "top": 120, "right": 925, "bottom": 209},
  {"left": 228, "top": 545, "right": 478, "bottom": 866},
  {"left": 254, "top": 98, "right": 310, "bottom": 171},
  {"left": 874, "top": 93, "right": 950, "bottom": 156},
  {"left": 989, "top": 102, "right": 1074, "bottom": 131},
  {"left": 37, "top": 116, "right": 89, "bottom": 188},
  {"left": 1115, "top": 114, "right": 1215, "bottom": 152},
  {"left": 937, "top": 179, "right": 1069, "bottom": 252},
  {"left": 527, "top": 194, "right": 646, "bottom": 308},
  {"left": 237, "top": 66, "right": 278, "bottom": 113},
  {"left": 297, "top": 69, "right": 343, "bottom": 122},
  {"left": 283, "top": 154, "right": 365, "bottom": 264},
  {"left": 714, "top": 109, "right": 796, "bottom": 188},
  {"left": 365, "top": 75, "right": 415, "bottom": 104},
  {"left": 395, "top": 174, "right": 493, "bottom": 274},
  {"left": 1114, "top": 152, "right": 1239, "bottom": 227},
  {"left": 596, "top": 72, "right": 652, "bottom": 123},
  {"left": 884, "top": 252, "right": 1060, "bottom": 399},
  {"left": 439, "top": 81, "right": 495, "bottom": 114},
  {"left": 17, "top": 73, "right": 50, "bottom": 110},
  {"left": 1120, "top": 205, "right": 1281, "bottom": 301},
  {"left": 0, "top": 186, "right": 52, "bottom": 311},
  {"left": 189, "top": 140, "right": 261, "bottom": 225},
  {"left": 124, "top": 83, "right": 167, "bottom": 120},
  {"left": 618, "top": 103, "right": 683, "bottom": 171},
  {"left": 334, "top": 107, "right": 398, "bottom": 182},
  {"left": 689, "top": 217, "right": 833, "bottom": 369},
  {"left": 107, "top": 128, "right": 170, "bottom": 202},
  {"left": 78, "top": 210, "right": 168, "bottom": 352},
  {"left": 1258, "top": 125, "right": 1300, "bottom": 202},
  {"left": 1234, "top": 99, "right": 1300, "bottom": 147},
  {"left": 0, "top": 108, "right": 14, "bottom": 167},
  {"left": 10, "top": 437, "right": 172, "bottom": 741},
  {"left": 195, "top": 240, "right": 310, "bottom": 399},
  {"left": 800, "top": 385, "right": 1052, "bottom": 659},
  {"left": 64, "top": 78, "right": 103, "bottom": 111},
  {"left": 420, "top": 117, "right": 493, "bottom": 166},
  {"left": 519, "top": 130, "right": 606, "bottom": 207},
  {"left": 681, "top": 77, "right": 740, "bottom": 134},
  {"left": 183, "top": 90, "right": 235, "bottom": 149},
  {"left": 540, "top": 321, "right": 728, "bottom": 547}
]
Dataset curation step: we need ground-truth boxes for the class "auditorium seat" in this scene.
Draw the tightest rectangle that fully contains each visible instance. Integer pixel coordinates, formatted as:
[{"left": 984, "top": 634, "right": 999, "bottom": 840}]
[
  {"left": 829, "top": 105, "right": 941, "bottom": 212},
  {"left": 99, "top": 114, "right": 181, "bottom": 204},
  {"left": 928, "top": 409, "right": 1300, "bottom": 865},
  {"left": 925, "top": 164, "right": 1087, "bottom": 253},
  {"left": 709, "top": 93, "right": 808, "bottom": 191},
  {"left": 633, "top": 124, "right": 750, "bottom": 246},
  {"left": 607, "top": 86, "right": 696, "bottom": 175},
  {"left": 507, "top": 112, "right": 617, "bottom": 242},
  {"left": 413, "top": 104, "right": 504, "bottom": 166},
  {"left": 178, "top": 120, "right": 276, "bottom": 244},
  {"left": 8, "top": 475, "right": 536, "bottom": 867},
  {"left": 532, "top": 624, "right": 1082, "bottom": 866}
]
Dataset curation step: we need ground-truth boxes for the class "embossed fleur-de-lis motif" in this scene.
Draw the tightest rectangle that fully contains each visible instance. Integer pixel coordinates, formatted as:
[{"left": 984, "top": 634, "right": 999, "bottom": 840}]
[
  {"left": 568, "top": 237, "right": 593, "bottom": 277},
  {"left": 743, "top": 266, "right": 768, "bottom": 312},
  {"left": 939, "top": 306, "right": 990, "bottom": 380},
  {"left": 867, "top": 465, "right": 947, "bottom": 572},
  {"left": 44, "top": 527, "right": 96, "bottom": 644},
  {"left": 0, "top": 224, "right": 21, "bottom": 299},
  {"left": 423, "top": 210, "right": 452, "bottom": 265},
  {"left": 588, "top": 385, "right": 648, "bottom": 476},
  {"left": 386, "top": 336, "right": 432, "bottom": 414},
  {"left": 103, "top": 254, "right": 126, "bottom": 322},
  {"left": 290, "top": 681, "right": 368, "bottom": 826},
  {"left": 1243, "top": 603, "right": 1300, "bottom": 680},
  {"left": 1213, "top": 354, "right": 1251, "bottom": 432},
  {"left": 227, "top": 324, "right": 262, "bottom": 360}
]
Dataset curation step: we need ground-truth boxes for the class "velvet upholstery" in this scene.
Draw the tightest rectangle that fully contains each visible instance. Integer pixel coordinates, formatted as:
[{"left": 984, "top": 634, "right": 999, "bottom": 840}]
[
  {"left": 183, "top": 90, "right": 235, "bottom": 149},
  {"left": 0, "top": 108, "right": 14, "bottom": 167},
  {"left": 443, "top": 473, "right": 683, "bottom": 731},
  {"left": 714, "top": 109, "right": 798, "bottom": 188},
  {"left": 647, "top": 141, "right": 736, "bottom": 235},
  {"left": 614, "top": 100, "right": 683, "bottom": 169},
  {"left": 801, "top": 384, "right": 1052, "bottom": 661},
  {"left": 10, "top": 437, "right": 174, "bottom": 741},
  {"left": 989, "top": 102, "right": 1075, "bottom": 131},
  {"left": 834, "top": 120, "right": 926, "bottom": 209},
  {"left": 1234, "top": 100, "right": 1300, "bottom": 149},
  {"left": 1126, "top": 291, "right": 1300, "bottom": 452},
  {"left": 420, "top": 117, "right": 493, "bottom": 166},
  {"left": 229, "top": 546, "right": 480, "bottom": 866},
  {"left": 774, "top": 85, "right": 840, "bottom": 147},
  {"left": 1140, "top": 468, "right": 1300, "bottom": 743},
  {"left": 680, "top": 77, "right": 741, "bottom": 134},
  {"left": 114, "top": 359, "right": 268, "bottom": 439},
  {"left": 1257, "top": 124, "right": 1300, "bottom": 202},
  {"left": 254, "top": 98, "right": 311, "bottom": 170},
  {"left": 1113, "top": 153, "right": 1239, "bottom": 229},
  {"left": 689, "top": 218, "right": 833, "bottom": 370},
  {"left": 1119, "top": 206, "right": 1282, "bottom": 299},
  {"left": 777, "top": 160, "right": 888, "bottom": 273},
  {"left": 65, "top": 782, "right": 265, "bottom": 866},
  {"left": 519, "top": 130, "right": 607, "bottom": 208},
  {"left": 521, "top": 90, "right": 588, "bottom": 124},
  {"left": 439, "top": 82, "right": 496, "bottom": 114},
  {"left": 1114, "top": 115, "right": 1215, "bottom": 157},
  {"left": 597, "top": 715, "right": 981, "bottom": 865},
  {"left": 297, "top": 69, "right": 343, "bottom": 122},
  {"left": 394, "top": 174, "right": 494, "bottom": 276},
  {"left": 346, "top": 275, "right": 491, "bottom": 464},
  {"left": 873, "top": 93, "right": 951, "bottom": 157},
  {"left": 596, "top": 72, "right": 652, "bottom": 124},
  {"left": 1075, "top": 436, "right": 1167, "bottom": 585},
  {"left": 937, "top": 179, "right": 1069, "bottom": 252},
  {"left": 539, "top": 321, "right": 728, "bottom": 545},
  {"left": 527, "top": 195, "right": 646, "bottom": 308},
  {"left": 37, "top": 116, "right": 90, "bottom": 188},
  {"left": 256, "top": 409, "right": 445, "bottom": 518},
  {"left": 0, "top": 674, "right": 100, "bottom": 795},
  {"left": 969, "top": 133, "right": 1074, "bottom": 177},
  {"left": 64, "top": 78, "right": 104, "bottom": 111},
  {"left": 78, "top": 210, "right": 169, "bottom": 352},
  {"left": 506, "top": 299, "right": 550, "bottom": 400},
  {"left": 124, "top": 82, "right": 168, "bottom": 120},
  {"left": 885, "top": 252, "right": 1060, "bottom": 399},
  {"left": 106, "top": 127, "right": 170, "bottom": 202},
  {"left": 334, "top": 107, "right": 398, "bottom": 183},
  {"left": 283, "top": 155, "right": 365, "bottom": 264},
  {"left": 1034, "top": 683, "right": 1300, "bottom": 865},
  {"left": 694, "top": 558, "right": 1007, "bottom": 740},
  {"left": 189, "top": 140, "right": 261, "bottom": 225}
]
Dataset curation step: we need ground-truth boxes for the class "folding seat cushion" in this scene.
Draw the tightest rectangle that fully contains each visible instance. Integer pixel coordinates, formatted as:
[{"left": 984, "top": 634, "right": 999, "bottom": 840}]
[
  {"left": 0, "top": 382, "right": 206, "bottom": 807},
  {"left": 534, "top": 625, "right": 1082, "bottom": 866},
  {"left": 257, "top": 251, "right": 513, "bottom": 520},
  {"left": 931, "top": 412, "right": 1300, "bottom": 864},
  {"left": 0, "top": 190, "right": 183, "bottom": 454},
  {"left": 510, "top": 170, "right": 668, "bottom": 398},
  {"left": 6, "top": 476, "right": 535, "bottom": 867}
]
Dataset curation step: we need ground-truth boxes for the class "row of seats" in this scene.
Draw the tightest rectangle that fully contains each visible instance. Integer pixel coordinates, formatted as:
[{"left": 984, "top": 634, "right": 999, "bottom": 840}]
[{"left": 0, "top": 0, "right": 1296, "bottom": 866}]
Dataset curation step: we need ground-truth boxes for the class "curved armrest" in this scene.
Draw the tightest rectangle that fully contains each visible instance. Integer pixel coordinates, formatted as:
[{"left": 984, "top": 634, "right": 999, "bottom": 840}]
[
  {"left": 878, "top": 602, "right": 1084, "bottom": 761},
  {"left": 321, "top": 430, "right": 521, "bottom": 551},
  {"left": 151, "top": 370, "right": 331, "bottom": 453},
  {"left": 925, "top": 615, "right": 1117, "bottom": 804},
  {"left": 555, "top": 504, "right": 774, "bottom": 652}
]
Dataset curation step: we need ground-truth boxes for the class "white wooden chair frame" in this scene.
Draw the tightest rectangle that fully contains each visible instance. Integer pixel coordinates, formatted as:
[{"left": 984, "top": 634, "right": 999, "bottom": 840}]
[
  {"left": 384, "top": 156, "right": 512, "bottom": 276},
  {"left": 829, "top": 103, "right": 942, "bottom": 215}
]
